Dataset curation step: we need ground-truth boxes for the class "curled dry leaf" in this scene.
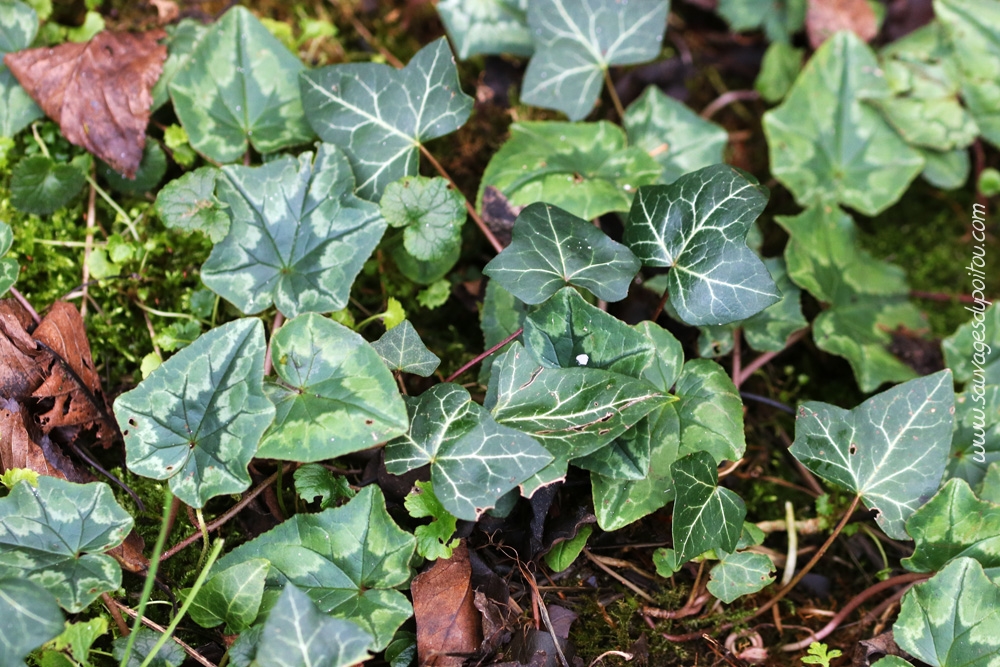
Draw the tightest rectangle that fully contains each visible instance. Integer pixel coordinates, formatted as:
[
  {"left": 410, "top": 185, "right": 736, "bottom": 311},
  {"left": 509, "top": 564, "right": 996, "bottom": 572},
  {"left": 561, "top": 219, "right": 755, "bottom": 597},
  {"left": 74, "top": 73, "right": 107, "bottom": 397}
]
[
  {"left": 4, "top": 30, "right": 167, "bottom": 177},
  {"left": 411, "top": 541, "right": 482, "bottom": 666},
  {"left": 806, "top": 0, "right": 878, "bottom": 49}
]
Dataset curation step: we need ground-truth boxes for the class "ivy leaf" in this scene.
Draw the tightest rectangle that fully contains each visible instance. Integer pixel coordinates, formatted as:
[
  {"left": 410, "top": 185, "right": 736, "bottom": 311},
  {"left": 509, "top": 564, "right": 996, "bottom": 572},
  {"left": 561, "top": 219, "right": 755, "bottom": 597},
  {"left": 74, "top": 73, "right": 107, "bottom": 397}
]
[
  {"left": 0, "top": 578, "right": 63, "bottom": 667},
  {"left": 521, "top": 0, "right": 668, "bottom": 120},
  {"left": 384, "top": 383, "right": 552, "bottom": 520},
  {"left": 624, "top": 164, "right": 779, "bottom": 326},
  {"left": 437, "top": 0, "right": 532, "bottom": 59},
  {"left": 707, "top": 552, "right": 776, "bottom": 604},
  {"left": 790, "top": 370, "right": 956, "bottom": 540},
  {"left": 169, "top": 6, "right": 314, "bottom": 163},
  {"left": 404, "top": 480, "right": 459, "bottom": 561},
  {"left": 671, "top": 451, "right": 747, "bottom": 564},
  {"left": 675, "top": 359, "right": 746, "bottom": 463},
  {"left": 256, "top": 584, "right": 373, "bottom": 667},
  {"left": 755, "top": 42, "right": 804, "bottom": 103},
  {"left": 477, "top": 121, "right": 661, "bottom": 220},
  {"left": 212, "top": 485, "right": 415, "bottom": 650},
  {"left": 902, "top": 479, "right": 1000, "bottom": 579},
  {"left": 948, "top": 386, "right": 1000, "bottom": 487},
  {"left": 112, "top": 629, "right": 185, "bottom": 667},
  {"left": 301, "top": 38, "right": 473, "bottom": 200},
  {"left": 0, "top": 222, "right": 17, "bottom": 296},
  {"left": 483, "top": 203, "right": 640, "bottom": 305},
  {"left": 201, "top": 144, "right": 386, "bottom": 318},
  {"left": 372, "top": 320, "right": 441, "bottom": 378},
  {"left": 154, "top": 166, "right": 229, "bottom": 243},
  {"left": 187, "top": 559, "right": 269, "bottom": 634},
  {"left": 893, "top": 558, "right": 1000, "bottom": 666},
  {"left": 479, "top": 280, "right": 528, "bottom": 384},
  {"left": 257, "top": 313, "right": 408, "bottom": 462},
  {"left": 636, "top": 320, "right": 685, "bottom": 393},
  {"left": 114, "top": 318, "right": 275, "bottom": 508},
  {"left": 762, "top": 32, "right": 924, "bottom": 215},
  {"left": 0, "top": 1, "right": 42, "bottom": 138},
  {"left": 943, "top": 304, "right": 1000, "bottom": 386},
  {"left": 0, "top": 477, "right": 133, "bottom": 612},
  {"left": 10, "top": 156, "right": 86, "bottom": 215},
  {"left": 623, "top": 87, "right": 728, "bottom": 185},
  {"left": 380, "top": 176, "right": 465, "bottom": 262},
  {"left": 293, "top": 464, "right": 355, "bottom": 510}
]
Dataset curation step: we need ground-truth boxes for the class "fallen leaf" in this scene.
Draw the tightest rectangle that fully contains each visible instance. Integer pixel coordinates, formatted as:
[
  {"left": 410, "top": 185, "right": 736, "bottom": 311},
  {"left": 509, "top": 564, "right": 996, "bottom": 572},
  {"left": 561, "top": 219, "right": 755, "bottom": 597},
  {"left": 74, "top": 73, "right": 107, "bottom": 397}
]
[
  {"left": 411, "top": 541, "right": 482, "bottom": 666},
  {"left": 806, "top": 0, "right": 878, "bottom": 49},
  {"left": 4, "top": 30, "right": 167, "bottom": 177},
  {"left": 481, "top": 185, "right": 522, "bottom": 248},
  {"left": 0, "top": 397, "right": 89, "bottom": 483}
]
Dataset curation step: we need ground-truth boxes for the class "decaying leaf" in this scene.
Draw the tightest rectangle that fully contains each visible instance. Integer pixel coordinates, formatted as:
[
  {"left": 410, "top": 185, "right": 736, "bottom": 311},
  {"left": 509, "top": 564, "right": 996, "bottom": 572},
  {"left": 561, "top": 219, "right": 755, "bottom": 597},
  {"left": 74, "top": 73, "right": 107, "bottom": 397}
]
[
  {"left": 806, "top": 0, "right": 878, "bottom": 49},
  {"left": 0, "top": 398, "right": 89, "bottom": 483},
  {"left": 411, "top": 541, "right": 482, "bottom": 666},
  {"left": 4, "top": 30, "right": 166, "bottom": 177}
]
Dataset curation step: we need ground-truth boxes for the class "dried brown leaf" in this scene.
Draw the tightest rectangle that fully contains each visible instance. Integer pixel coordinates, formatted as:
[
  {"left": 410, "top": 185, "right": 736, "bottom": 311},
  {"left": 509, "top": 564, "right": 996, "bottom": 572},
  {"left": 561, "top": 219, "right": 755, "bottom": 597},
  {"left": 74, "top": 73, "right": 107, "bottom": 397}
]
[
  {"left": 806, "top": 0, "right": 878, "bottom": 49},
  {"left": 1, "top": 398, "right": 89, "bottom": 482},
  {"left": 412, "top": 541, "right": 482, "bottom": 667},
  {"left": 4, "top": 30, "right": 167, "bottom": 177}
]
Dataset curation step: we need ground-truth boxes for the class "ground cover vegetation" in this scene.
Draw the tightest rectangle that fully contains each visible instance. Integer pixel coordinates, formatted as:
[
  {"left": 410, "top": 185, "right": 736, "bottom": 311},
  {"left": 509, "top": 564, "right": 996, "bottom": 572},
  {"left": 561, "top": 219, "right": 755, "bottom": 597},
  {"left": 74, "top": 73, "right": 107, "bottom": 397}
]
[{"left": 0, "top": 0, "right": 999, "bottom": 665}]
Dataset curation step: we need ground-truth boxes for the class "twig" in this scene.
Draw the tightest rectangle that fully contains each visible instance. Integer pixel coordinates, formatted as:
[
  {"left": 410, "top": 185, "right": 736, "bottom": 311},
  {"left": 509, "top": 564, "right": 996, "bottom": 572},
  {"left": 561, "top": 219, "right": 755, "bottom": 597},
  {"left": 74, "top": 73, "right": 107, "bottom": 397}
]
[
  {"left": 603, "top": 68, "right": 626, "bottom": 120},
  {"left": 740, "top": 391, "right": 795, "bottom": 415},
  {"left": 263, "top": 311, "right": 285, "bottom": 377},
  {"left": 700, "top": 90, "right": 760, "bottom": 120},
  {"left": 81, "top": 168, "right": 97, "bottom": 318},
  {"left": 108, "top": 598, "right": 218, "bottom": 667},
  {"left": 519, "top": 564, "right": 570, "bottom": 667},
  {"left": 141, "top": 307, "right": 162, "bottom": 359},
  {"left": 102, "top": 592, "right": 129, "bottom": 635},
  {"left": 650, "top": 285, "right": 670, "bottom": 322},
  {"left": 734, "top": 327, "right": 809, "bottom": 387},
  {"left": 8, "top": 287, "right": 41, "bottom": 325},
  {"left": 583, "top": 549, "right": 656, "bottom": 604},
  {"left": 731, "top": 329, "right": 742, "bottom": 388},
  {"left": 444, "top": 327, "right": 523, "bottom": 383},
  {"left": 910, "top": 290, "right": 985, "bottom": 305},
  {"left": 348, "top": 15, "right": 404, "bottom": 68}
]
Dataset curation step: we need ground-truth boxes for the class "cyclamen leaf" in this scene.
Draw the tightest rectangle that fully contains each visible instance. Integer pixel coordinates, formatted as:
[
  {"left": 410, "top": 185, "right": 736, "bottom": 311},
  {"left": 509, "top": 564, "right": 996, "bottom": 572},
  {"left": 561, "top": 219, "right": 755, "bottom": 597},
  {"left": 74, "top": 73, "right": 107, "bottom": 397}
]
[
  {"left": 943, "top": 303, "right": 1000, "bottom": 386},
  {"left": 483, "top": 203, "right": 640, "bottom": 305},
  {"left": 707, "top": 551, "right": 776, "bottom": 604},
  {"left": 372, "top": 319, "right": 441, "bottom": 377},
  {"left": 201, "top": 144, "right": 386, "bottom": 318},
  {"left": 385, "top": 383, "right": 552, "bottom": 520},
  {"left": 790, "top": 370, "right": 955, "bottom": 540},
  {"left": 380, "top": 176, "right": 465, "bottom": 262},
  {"left": 212, "top": 485, "right": 415, "bottom": 650},
  {"left": 0, "top": 222, "right": 16, "bottom": 296},
  {"left": 477, "top": 121, "right": 661, "bottom": 220},
  {"left": 948, "top": 386, "right": 1000, "bottom": 487},
  {"left": 10, "top": 156, "right": 86, "bottom": 215},
  {"left": 169, "top": 6, "right": 314, "bottom": 163},
  {"left": 115, "top": 318, "right": 275, "bottom": 508},
  {"left": 0, "top": 1, "right": 36, "bottom": 55},
  {"left": 0, "top": 1, "right": 42, "bottom": 138},
  {"left": 150, "top": 19, "right": 208, "bottom": 111},
  {"left": 437, "top": 0, "right": 532, "bottom": 59},
  {"left": 301, "top": 38, "right": 473, "bottom": 200},
  {"left": 521, "top": 0, "right": 668, "bottom": 120},
  {"left": 893, "top": 557, "right": 1000, "bottom": 667},
  {"left": 188, "top": 559, "right": 269, "bottom": 634},
  {"left": 0, "top": 578, "right": 63, "bottom": 667},
  {"left": 920, "top": 146, "right": 970, "bottom": 189},
  {"left": 624, "top": 164, "right": 779, "bottom": 326},
  {"left": 257, "top": 313, "right": 408, "bottom": 462},
  {"left": 671, "top": 451, "right": 747, "bottom": 564},
  {"left": 717, "top": 0, "right": 805, "bottom": 43},
  {"left": 255, "top": 584, "right": 372, "bottom": 667},
  {"left": 154, "top": 166, "right": 229, "bottom": 242},
  {"left": 0, "top": 477, "right": 132, "bottom": 612}
]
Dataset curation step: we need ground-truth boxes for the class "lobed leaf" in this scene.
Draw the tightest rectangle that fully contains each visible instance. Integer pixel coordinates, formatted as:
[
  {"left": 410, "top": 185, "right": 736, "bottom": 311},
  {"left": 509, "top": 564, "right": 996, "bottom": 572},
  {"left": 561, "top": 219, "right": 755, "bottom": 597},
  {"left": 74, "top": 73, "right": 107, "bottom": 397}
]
[
  {"left": 10, "top": 156, "right": 86, "bottom": 215},
  {"left": 437, "top": 0, "right": 532, "bottom": 59},
  {"left": 675, "top": 359, "right": 746, "bottom": 464},
  {"left": 707, "top": 551, "right": 776, "bottom": 604},
  {"left": 671, "top": 451, "right": 747, "bottom": 564},
  {"left": 373, "top": 319, "right": 441, "bottom": 377},
  {"left": 154, "top": 166, "right": 229, "bottom": 243}
]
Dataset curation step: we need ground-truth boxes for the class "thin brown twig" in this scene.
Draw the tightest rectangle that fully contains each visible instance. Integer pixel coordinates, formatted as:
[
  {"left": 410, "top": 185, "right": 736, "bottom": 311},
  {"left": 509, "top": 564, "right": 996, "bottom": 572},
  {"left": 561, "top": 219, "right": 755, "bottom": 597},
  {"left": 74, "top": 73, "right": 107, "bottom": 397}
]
[
  {"left": 348, "top": 15, "right": 404, "bottom": 68},
  {"left": 102, "top": 592, "right": 130, "bottom": 635},
  {"left": 263, "top": 311, "right": 285, "bottom": 377},
  {"left": 700, "top": 90, "right": 760, "bottom": 120},
  {"left": 650, "top": 285, "right": 670, "bottom": 322},
  {"left": 444, "top": 327, "right": 523, "bottom": 383},
  {"left": 108, "top": 598, "right": 217, "bottom": 667},
  {"left": 730, "top": 328, "right": 742, "bottom": 390},
  {"left": 603, "top": 68, "right": 625, "bottom": 120},
  {"left": 583, "top": 549, "right": 656, "bottom": 604},
  {"left": 735, "top": 327, "right": 809, "bottom": 387}
]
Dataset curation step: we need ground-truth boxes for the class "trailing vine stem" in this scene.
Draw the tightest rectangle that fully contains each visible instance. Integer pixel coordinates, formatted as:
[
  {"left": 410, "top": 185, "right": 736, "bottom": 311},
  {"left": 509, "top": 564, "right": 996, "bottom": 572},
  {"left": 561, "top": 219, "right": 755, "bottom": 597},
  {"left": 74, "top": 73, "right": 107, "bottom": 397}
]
[
  {"left": 444, "top": 327, "right": 524, "bottom": 383},
  {"left": 603, "top": 67, "right": 626, "bottom": 120},
  {"left": 650, "top": 285, "right": 670, "bottom": 322}
]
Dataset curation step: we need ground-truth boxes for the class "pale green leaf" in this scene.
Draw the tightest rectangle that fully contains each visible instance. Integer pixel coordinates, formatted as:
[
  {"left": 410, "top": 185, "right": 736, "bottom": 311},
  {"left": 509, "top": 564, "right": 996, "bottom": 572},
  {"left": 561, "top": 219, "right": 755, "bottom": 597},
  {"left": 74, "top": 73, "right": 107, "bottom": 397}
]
[
  {"left": 0, "top": 222, "right": 16, "bottom": 295},
  {"left": 675, "top": 359, "right": 745, "bottom": 463},
  {"left": 707, "top": 551, "right": 775, "bottom": 603},
  {"left": 0, "top": 1, "right": 37, "bottom": 55},
  {"left": 755, "top": 42, "right": 804, "bottom": 103},
  {"left": 671, "top": 451, "right": 747, "bottom": 564},
  {"left": 0, "top": 67, "right": 42, "bottom": 138},
  {"left": 154, "top": 166, "right": 229, "bottom": 243},
  {"left": 948, "top": 386, "right": 1000, "bottom": 487},
  {"left": 437, "top": 0, "right": 532, "bottom": 58},
  {"left": 404, "top": 480, "right": 459, "bottom": 561},
  {"left": 10, "top": 156, "right": 86, "bottom": 215},
  {"left": 151, "top": 19, "right": 208, "bottom": 111},
  {"left": 871, "top": 657, "right": 913, "bottom": 667},
  {"left": 980, "top": 462, "right": 1000, "bottom": 504},
  {"left": 188, "top": 559, "right": 269, "bottom": 633},
  {"left": 943, "top": 304, "right": 1000, "bottom": 386},
  {"left": 0, "top": 578, "right": 63, "bottom": 667},
  {"left": 920, "top": 146, "right": 970, "bottom": 189},
  {"left": 380, "top": 176, "right": 464, "bottom": 261},
  {"left": 373, "top": 320, "right": 441, "bottom": 377},
  {"left": 52, "top": 617, "right": 107, "bottom": 666},
  {"left": 544, "top": 525, "right": 593, "bottom": 572}
]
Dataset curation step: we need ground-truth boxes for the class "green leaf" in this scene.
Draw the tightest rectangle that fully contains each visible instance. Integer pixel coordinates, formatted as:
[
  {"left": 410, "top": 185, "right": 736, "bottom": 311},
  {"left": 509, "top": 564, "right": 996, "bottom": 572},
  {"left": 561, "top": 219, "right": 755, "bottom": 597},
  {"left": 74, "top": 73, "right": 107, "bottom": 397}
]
[
  {"left": 99, "top": 142, "right": 167, "bottom": 194},
  {"left": 372, "top": 319, "right": 441, "bottom": 377},
  {"left": 163, "top": 124, "right": 197, "bottom": 168},
  {"left": 636, "top": 320, "right": 684, "bottom": 393},
  {"left": 755, "top": 42, "right": 804, "bottom": 103},
  {"left": 153, "top": 320, "right": 202, "bottom": 353},
  {"left": 483, "top": 203, "right": 640, "bottom": 305},
  {"left": 227, "top": 625, "right": 263, "bottom": 667},
  {"left": 115, "top": 318, "right": 275, "bottom": 508},
  {"left": 257, "top": 313, "right": 408, "bottom": 462},
  {"left": 385, "top": 383, "right": 552, "bottom": 520},
  {"left": 623, "top": 88, "right": 728, "bottom": 185},
  {"left": 893, "top": 557, "right": 1000, "bottom": 667},
  {"left": 762, "top": 32, "right": 924, "bottom": 215},
  {"left": 169, "top": 6, "right": 314, "bottom": 163},
  {"left": 293, "top": 463, "right": 355, "bottom": 509},
  {"left": 112, "top": 629, "right": 184, "bottom": 667},
  {"left": 187, "top": 559, "right": 269, "bottom": 633},
  {"left": 416, "top": 279, "right": 451, "bottom": 310},
  {"left": 380, "top": 176, "right": 465, "bottom": 261},
  {"left": 301, "top": 38, "right": 473, "bottom": 200},
  {"left": 201, "top": 144, "right": 386, "bottom": 318},
  {"left": 0, "top": 1, "right": 37, "bottom": 55},
  {"left": 477, "top": 121, "right": 661, "bottom": 220},
  {"left": 0, "top": 222, "right": 17, "bottom": 295},
  {"left": 707, "top": 551, "right": 776, "bottom": 603},
  {"left": 544, "top": 524, "right": 593, "bottom": 572},
  {"left": 10, "top": 156, "right": 86, "bottom": 215},
  {"left": 671, "top": 451, "right": 747, "bottom": 564},
  {"left": 902, "top": 478, "right": 1000, "bottom": 579},
  {"left": 717, "top": 0, "right": 805, "bottom": 42},
  {"left": 801, "top": 642, "right": 843, "bottom": 667},
  {"left": 920, "top": 146, "right": 970, "bottom": 189},
  {"left": 790, "top": 370, "right": 956, "bottom": 540},
  {"left": 675, "top": 359, "right": 745, "bottom": 463},
  {"left": 437, "top": 0, "right": 532, "bottom": 58},
  {"left": 478, "top": 280, "right": 527, "bottom": 383},
  {"left": 404, "top": 480, "right": 459, "bottom": 561},
  {"left": 943, "top": 304, "right": 1000, "bottom": 386},
  {"left": 151, "top": 19, "right": 208, "bottom": 111},
  {"left": 212, "top": 485, "right": 415, "bottom": 650},
  {"left": 154, "top": 166, "right": 229, "bottom": 242},
  {"left": 948, "top": 386, "right": 1000, "bottom": 487},
  {"left": 521, "top": 0, "right": 668, "bottom": 120},
  {"left": 0, "top": 477, "right": 132, "bottom": 612},
  {"left": 0, "top": 67, "right": 43, "bottom": 138},
  {"left": 871, "top": 658, "right": 913, "bottom": 667},
  {"left": 384, "top": 631, "right": 417, "bottom": 667},
  {"left": 51, "top": 617, "right": 107, "bottom": 667},
  {"left": 980, "top": 462, "right": 1000, "bottom": 504},
  {"left": 624, "top": 164, "right": 779, "bottom": 326},
  {"left": 0, "top": 578, "right": 63, "bottom": 667},
  {"left": 256, "top": 584, "right": 372, "bottom": 667}
]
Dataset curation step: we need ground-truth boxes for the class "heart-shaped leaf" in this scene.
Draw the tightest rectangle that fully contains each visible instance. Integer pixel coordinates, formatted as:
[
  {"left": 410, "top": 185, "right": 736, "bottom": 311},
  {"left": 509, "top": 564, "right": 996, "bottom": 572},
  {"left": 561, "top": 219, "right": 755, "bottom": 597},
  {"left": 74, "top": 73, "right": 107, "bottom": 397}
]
[
  {"left": 920, "top": 145, "right": 970, "bottom": 189},
  {"left": 372, "top": 320, "right": 441, "bottom": 377},
  {"left": 255, "top": 584, "right": 373, "bottom": 667},
  {"left": 707, "top": 551, "right": 776, "bottom": 604},
  {"left": 154, "top": 166, "right": 229, "bottom": 243},
  {"left": 0, "top": 477, "right": 132, "bottom": 612},
  {"left": 948, "top": 385, "right": 1000, "bottom": 487},
  {"left": 623, "top": 87, "right": 728, "bottom": 185},
  {"left": 301, "top": 38, "right": 473, "bottom": 200},
  {"left": 201, "top": 144, "right": 386, "bottom": 318},
  {"left": 477, "top": 121, "right": 661, "bottom": 220},
  {"left": 671, "top": 450, "right": 747, "bottom": 564},
  {"left": 0, "top": 1, "right": 42, "bottom": 138},
  {"left": 380, "top": 176, "right": 465, "bottom": 262},
  {"left": 437, "top": 0, "right": 532, "bottom": 58},
  {"left": 521, "top": 0, "right": 668, "bottom": 120},
  {"left": 257, "top": 313, "right": 408, "bottom": 462},
  {"left": 483, "top": 203, "right": 640, "bottom": 305},
  {"left": 943, "top": 303, "right": 1000, "bottom": 386},
  {"left": 0, "top": 578, "right": 63, "bottom": 667},
  {"left": 790, "top": 370, "right": 955, "bottom": 540},
  {"left": 114, "top": 318, "right": 275, "bottom": 508},
  {"left": 10, "top": 156, "right": 86, "bottom": 215},
  {"left": 762, "top": 32, "right": 924, "bottom": 215},
  {"left": 385, "top": 383, "right": 552, "bottom": 520},
  {"left": 625, "top": 164, "right": 779, "bottom": 326},
  {"left": 150, "top": 18, "right": 208, "bottom": 111},
  {"left": 893, "top": 558, "right": 1000, "bottom": 666},
  {"left": 213, "top": 485, "right": 415, "bottom": 651},
  {"left": 169, "top": 6, "right": 314, "bottom": 162},
  {"left": 188, "top": 559, "right": 269, "bottom": 634}
]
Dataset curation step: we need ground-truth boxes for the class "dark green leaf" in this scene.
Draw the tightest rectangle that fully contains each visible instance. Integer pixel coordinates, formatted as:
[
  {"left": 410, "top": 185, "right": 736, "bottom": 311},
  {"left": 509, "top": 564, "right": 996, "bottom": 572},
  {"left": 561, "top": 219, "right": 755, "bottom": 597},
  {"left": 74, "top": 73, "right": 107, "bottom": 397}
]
[
  {"left": 544, "top": 525, "right": 593, "bottom": 572},
  {"left": 478, "top": 281, "right": 527, "bottom": 383},
  {"left": 155, "top": 166, "right": 228, "bottom": 242},
  {"left": 437, "top": 0, "right": 532, "bottom": 58},
  {"left": 98, "top": 142, "right": 167, "bottom": 194},
  {"left": 187, "top": 559, "right": 269, "bottom": 633},
  {"left": 380, "top": 176, "right": 464, "bottom": 261},
  {"left": 10, "top": 156, "right": 86, "bottom": 215},
  {"left": 372, "top": 320, "right": 441, "bottom": 377},
  {"left": 0, "top": 68, "right": 42, "bottom": 138},
  {"left": 293, "top": 463, "right": 355, "bottom": 509},
  {"left": 675, "top": 359, "right": 745, "bottom": 463},
  {"left": 0, "top": 578, "right": 63, "bottom": 667},
  {"left": 671, "top": 451, "right": 747, "bottom": 564}
]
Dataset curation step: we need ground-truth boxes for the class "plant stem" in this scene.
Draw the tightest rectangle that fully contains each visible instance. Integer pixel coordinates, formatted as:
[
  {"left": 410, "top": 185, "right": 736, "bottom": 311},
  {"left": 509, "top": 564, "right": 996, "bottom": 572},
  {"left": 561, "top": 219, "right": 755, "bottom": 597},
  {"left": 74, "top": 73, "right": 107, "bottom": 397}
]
[
  {"left": 85, "top": 174, "right": 141, "bottom": 241},
  {"left": 81, "top": 167, "right": 97, "bottom": 318},
  {"left": 731, "top": 328, "right": 742, "bottom": 387},
  {"left": 263, "top": 311, "right": 285, "bottom": 377},
  {"left": 444, "top": 327, "right": 523, "bottom": 383},
  {"left": 8, "top": 287, "right": 41, "bottom": 324},
  {"left": 650, "top": 285, "right": 670, "bottom": 322},
  {"left": 603, "top": 67, "right": 626, "bottom": 120},
  {"left": 195, "top": 508, "right": 210, "bottom": 569},
  {"left": 700, "top": 90, "right": 760, "bottom": 121},
  {"left": 734, "top": 327, "right": 809, "bottom": 387},
  {"left": 781, "top": 501, "right": 797, "bottom": 586}
]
